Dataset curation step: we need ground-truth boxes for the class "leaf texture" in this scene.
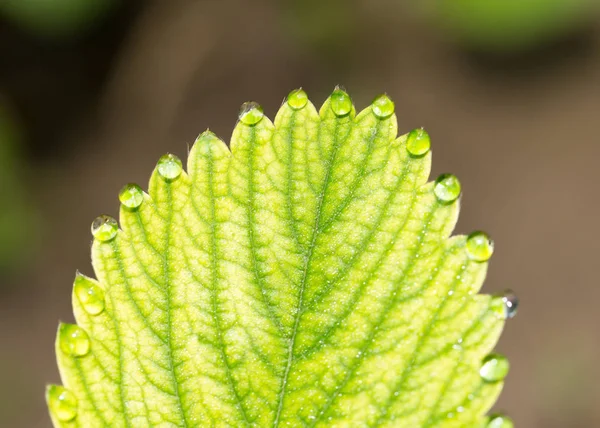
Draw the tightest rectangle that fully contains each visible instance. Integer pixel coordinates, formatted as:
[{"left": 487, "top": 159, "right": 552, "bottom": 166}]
[{"left": 49, "top": 89, "right": 509, "bottom": 428}]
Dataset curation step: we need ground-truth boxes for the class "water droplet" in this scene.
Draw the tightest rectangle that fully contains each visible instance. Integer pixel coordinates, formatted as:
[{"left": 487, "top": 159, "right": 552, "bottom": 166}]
[
  {"left": 371, "top": 94, "right": 394, "bottom": 119},
  {"left": 486, "top": 413, "right": 514, "bottom": 428},
  {"left": 91, "top": 215, "right": 118, "bottom": 241},
  {"left": 74, "top": 273, "right": 105, "bottom": 315},
  {"left": 47, "top": 385, "right": 77, "bottom": 421},
  {"left": 434, "top": 173, "right": 461, "bottom": 203},
  {"left": 480, "top": 353, "right": 509, "bottom": 382},
  {"left": 287, "top": 89, "right": 308, "bottom": 110},
  {"left": 406, "top": 128, "right": 431, "bottom": 156},
  {"left": 496, "top": 289, "right": 519, "bottom": 319},
  {"left": 330, "top": 88, "right": 352, "bottom": 117},
  {"left": 157, "top": 154, "right": 183, "bottom": 180},
  {"left": 118, "top": 183, "right": 144, "bottom": 209},
  {"left": 59, "top": 323, "right": 90, "bottom": 357},
  {"left": 466, "top": 231, "right": 494, "bottom": 262},
  {"left": 239, "top": 102, "right": 264, "bottom": 125}
]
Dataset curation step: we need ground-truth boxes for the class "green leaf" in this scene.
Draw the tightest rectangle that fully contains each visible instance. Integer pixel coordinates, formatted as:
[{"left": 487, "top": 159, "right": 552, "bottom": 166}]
[{"left": 49, "top": 88, "right": 512, "bottom": 427}]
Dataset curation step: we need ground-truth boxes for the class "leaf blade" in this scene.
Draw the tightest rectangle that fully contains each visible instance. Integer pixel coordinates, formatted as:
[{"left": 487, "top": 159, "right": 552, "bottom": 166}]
[{"left": 50, "top": 89, "right": 508, "bottom": 428}]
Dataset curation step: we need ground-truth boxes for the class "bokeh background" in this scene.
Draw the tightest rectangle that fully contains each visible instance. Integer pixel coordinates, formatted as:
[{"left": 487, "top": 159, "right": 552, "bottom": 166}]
[{"left": 1, "top": 1, "right": 600, "bottom": 426}]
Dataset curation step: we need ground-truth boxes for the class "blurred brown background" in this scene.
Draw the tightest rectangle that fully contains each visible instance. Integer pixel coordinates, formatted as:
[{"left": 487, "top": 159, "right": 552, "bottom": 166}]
[{"left": 1, "top": 1, "right": 599, "bottom": 427}]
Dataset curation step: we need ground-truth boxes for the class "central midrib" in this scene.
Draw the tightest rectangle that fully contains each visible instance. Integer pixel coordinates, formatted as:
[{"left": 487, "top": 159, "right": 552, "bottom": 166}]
[
  {"left": 273, "top": 117, "right": 344, "bottom": 427},
  {"left": 207, "top": 145, "right": 252, "bottom": 425},
  {"left": 164, "top": 183, "right": 189, "bottom": 427}
]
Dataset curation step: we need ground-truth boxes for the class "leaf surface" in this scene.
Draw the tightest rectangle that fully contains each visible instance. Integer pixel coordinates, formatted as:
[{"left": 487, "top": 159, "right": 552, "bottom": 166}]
[{"left": 49, "top": 89, "right": 509, "bottom": 427}]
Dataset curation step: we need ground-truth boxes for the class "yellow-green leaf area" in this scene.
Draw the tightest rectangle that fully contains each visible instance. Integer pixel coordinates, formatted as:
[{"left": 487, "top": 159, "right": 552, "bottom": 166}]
[{"left": 50, "top": 89, "right": 508, "bottom": 427}]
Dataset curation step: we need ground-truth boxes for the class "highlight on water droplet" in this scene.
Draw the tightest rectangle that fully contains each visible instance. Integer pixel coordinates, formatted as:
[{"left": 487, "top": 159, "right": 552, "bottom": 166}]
[
  {"left": 485, "top": 413, "right": 514, "bottom": 428},
  {"left": 91, "top": 215, "right": 118, "bottom": 242},
  {"left": 371, "top": 94, "right": 394, "bottom": 119},
  {"left": 496, "top": 289, "right": 519, "bottom": 319},
  {"left": 434, "top": 173, "right": 461, "bottom": 203},
  {"left": 157, "top": 154, "right": 183, "bottom": 181},
  {"left": 287, "top": 88, "right": 308, "bottom": 110},
  {"left": 330, "top": 87, "right": 352, "bottom": 117},
  {"left": 47, "top": 385, "right": 77, "bottom": 422},
  {"left": 59, "top": 323, "right": 90, "bottom": 357},
  {"left": 466, "top": 231, "right": 494, "bottom": 262},
  {"left": 239, "top": 101, "right": 264, "bottom": 125},
  {"left": 479, "top": 353, "right": 509, "bottom": 382},
  {"left": 406, "top": 128, "right": 431, "bottom": 156},
  {"left": 119, "top": 183, "right": 144, "bottom": 209},
  {"left": 74, "top": 273, "right": 105, "bottom": 315}
]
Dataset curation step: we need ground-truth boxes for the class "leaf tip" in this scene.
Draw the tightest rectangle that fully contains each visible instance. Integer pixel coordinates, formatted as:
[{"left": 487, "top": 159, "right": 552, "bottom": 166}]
[
  {"left": 57, "top": 322, "right": 90, "bottom": 357},
  {"left": 118, "top": 183, "right": 144, "bottom": 210},
  {"left": 46, "top": 384, "right": 78, "bottom": 423},
  {"left": 434, "top": 173, "right": 462, "bottom": 204},
  {"left": 406, "top": 127, "right": 431, "bottom": 157},
  {"left": 156, "top": 153, "right": 183, "bottom": 181},
  {"left": 466, "top": 230, "right": 495, "bottom": 262},
  {"left": 493, "top": 289, "right": 519, "bottom": 319},
  {"left": 484, "top": 412, "right": 514, "bottom": 428},
  {"left": 286, "top": 88, "right": 309, "bottom": 110},
  {"left": 371, "top": 93, "right": 395, "bottom": 119},
  {"left": 73, "top": 272, "right": 106, "bottom": 316},
  {"left": 239, "top": 101, "right": 265, "bottom": 126},
  {"left": 329, "top": 86, "right": 353, "bottom": 117},
  {"left": 90, "top": 215, "right": 118, "bottom": 242},
  {"left": 480, "top": 353, "right": 510, "bottom": 383}
]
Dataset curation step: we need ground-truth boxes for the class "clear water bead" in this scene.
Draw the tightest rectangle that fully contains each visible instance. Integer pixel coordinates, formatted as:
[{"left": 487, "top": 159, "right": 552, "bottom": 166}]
[
  {"left": 74, "top": 273, "right": 105, "bottom": 315},
  {"left": 434, "top": 173, "right": 461, "bottom": 203},
  {"left": 287, "top": 89, "right": 308, "bottom": 110},
  {"left": 371, "top": 94, "right": 394, "bottom": 119},
  {"left": 499, "top": 289, "right": 519, "bottom": 319},
  {"left": 239, "top": 102, "right": 264, "bottom": 125},
  {"left": 466, "top": 231, "right": 494, "bottom": 262},
  {"left": 91, "top": 215, "right": 118, "bottom": 241},
  {"left": 406, "top": 128, "right": 431, "bottom": 156},
  {"left": 480, "top": 353, "right": 509, "bottom": 382},
  {"left": 119, "top": 183, "right": 144, "bottom": 209},
  {"left": 330, "top": 88, "right": 352, "bottom": 117},
  {"left": 486, "top": 413, "right": 514, "bottom": 428},
  {"left": 157, "top": 154, "right": 183, "bottom": 180},
  {"left": 59, "top": 323, "right": 90, "bottom": 357},
  {"left": 47, "top": 385, "right": 77, "bottom": 422}
]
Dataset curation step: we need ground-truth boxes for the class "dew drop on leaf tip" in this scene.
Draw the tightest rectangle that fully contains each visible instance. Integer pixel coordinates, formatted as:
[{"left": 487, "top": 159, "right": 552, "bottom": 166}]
[
  {"left": 91, "top": 215, "right": 118, "bottom": 241},
  {"left": 371, "top": 94, "right": 394, "bottom": 119},
  {"left": 479, "top": 353, "right": 509, "bottom": 382},
  {"left": 497, "top": 289, "right": 518, "bottom": 319},
  {"left": 119, "top": 183, "right": 144, "bottom": 209},
  {"left": 59, "top": 324, "right": 90, "bottom": 357},
  {"left": 157, "top": 154, "right": 183, "bottom": 180},
  {"left": 330, "top": 88, "right": 352, "bottom": 117},
  {"left": 485, "top": 413, "right": 514, "bottom": 428},
  {"left": 434, "top": 173, "right": 461, "bottom": 203},
  {"left": 74, "top": 274, "right": 105, "bottom": 315},
  {"left": 239, "top": 101, "right": 264, "bottom": 125},
  {"left": 406, "top": 128, "right": 431, "bottom": 156},
  {"left": 47, "top": 385, "right": 78, "bottom": 422},
  {"left": 466, "top": 231, "right": 494, "bottom": 262},
  {"left": 287, "top": 89, "right": 308, "bottom": 110}
]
